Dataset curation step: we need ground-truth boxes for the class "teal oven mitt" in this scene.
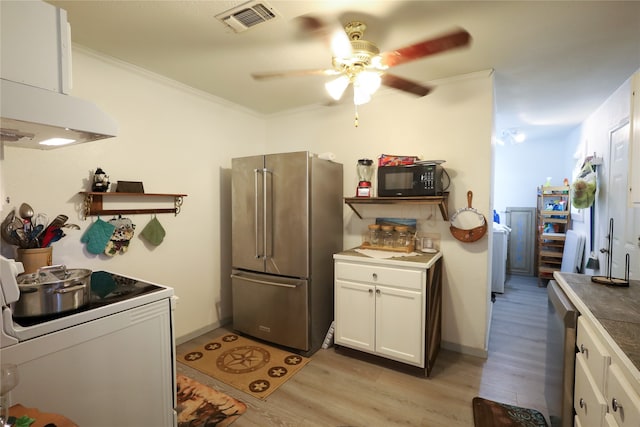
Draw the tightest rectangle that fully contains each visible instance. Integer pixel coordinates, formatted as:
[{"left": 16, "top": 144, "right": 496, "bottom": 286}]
[
  {"left": 140, "top": 216, "right": 166, "bottom": 246},
  {"left": 81, "top": 218, "right": 116, "bottom": 254}
]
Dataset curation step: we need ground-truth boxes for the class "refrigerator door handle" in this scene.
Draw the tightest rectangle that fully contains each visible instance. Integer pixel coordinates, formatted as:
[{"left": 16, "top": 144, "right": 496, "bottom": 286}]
[
  {"left": 230, "top": 273, "right": 297, "bottom": 288},
  {"left": 253, "top": 168, "right": 261, "bottom": 259},
  {"left": 263, "top": 167, "right": 272, "bottom": 260}
]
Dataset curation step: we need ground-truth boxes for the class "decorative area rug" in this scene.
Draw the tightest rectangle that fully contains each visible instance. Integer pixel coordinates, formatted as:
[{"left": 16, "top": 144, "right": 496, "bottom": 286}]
[
  {"left": 472, "top": 397, "right": 548, "bottom": 427},
  {"left": 176, "top": 374, "right": 246, "bottom": 427},
  {"left": 179, "top": 333, "right": 310, "bottom": 399}
]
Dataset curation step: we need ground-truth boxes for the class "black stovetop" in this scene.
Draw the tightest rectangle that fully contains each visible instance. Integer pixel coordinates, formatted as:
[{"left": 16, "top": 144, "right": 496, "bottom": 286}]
[{"left": 13, "top": 271, "right": 164, "bottom": 327}]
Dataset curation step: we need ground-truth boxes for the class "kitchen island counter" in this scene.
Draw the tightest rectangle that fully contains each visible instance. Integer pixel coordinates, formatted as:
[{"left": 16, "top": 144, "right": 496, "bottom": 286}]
[
  {"left": 554, "top": 271, "right": 640, "bottom": 379},
  {"left": 333, "top": 248, "right": 443, "bottom": 376},
  {"left": 334, "top": 248, "right": 442, "bottom": 269}
]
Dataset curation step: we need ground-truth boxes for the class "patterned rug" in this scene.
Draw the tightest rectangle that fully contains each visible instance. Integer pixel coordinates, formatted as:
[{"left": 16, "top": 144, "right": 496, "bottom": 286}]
[
  {"left": 178, "top": 333, "right": 311, "bottom": 399},
  {"left": 472, "top": 397, "right": 548, "bottom": 427},
  {"left": 176, "top": 374, "right": 246, "bottom": 427}
]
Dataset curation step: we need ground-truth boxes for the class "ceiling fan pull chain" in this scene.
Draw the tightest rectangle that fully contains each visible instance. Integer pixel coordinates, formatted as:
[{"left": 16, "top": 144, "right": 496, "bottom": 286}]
[{"left": 354, "top": 105, "right": 359, "bottom": 127}]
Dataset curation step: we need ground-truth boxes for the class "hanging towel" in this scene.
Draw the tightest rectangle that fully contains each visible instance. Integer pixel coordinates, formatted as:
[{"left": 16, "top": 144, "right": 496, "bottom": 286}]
[{"left": 141, "top": 216, "right": 166, "bottom": 246}]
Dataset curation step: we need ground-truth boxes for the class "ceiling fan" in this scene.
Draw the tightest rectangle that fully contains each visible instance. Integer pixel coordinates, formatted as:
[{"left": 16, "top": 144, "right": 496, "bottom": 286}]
[{"left": 251, "top": 16, "right": 472, "bottom": 118}]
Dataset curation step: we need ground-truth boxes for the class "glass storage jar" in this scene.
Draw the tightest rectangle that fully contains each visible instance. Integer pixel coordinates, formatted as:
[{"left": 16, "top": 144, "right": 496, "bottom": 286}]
[
  {"left": 394, "top": 225, "right": 411, "bottom": 248},
  {"left": 381, "top": 225, "right": 395, "bottom": 247},
  {"left": 367, "top": 224, "right": 381, "bottom": 246}
]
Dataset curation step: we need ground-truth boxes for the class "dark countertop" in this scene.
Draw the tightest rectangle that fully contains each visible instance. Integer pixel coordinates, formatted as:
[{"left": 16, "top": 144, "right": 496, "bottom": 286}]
[{"left": 555, "top": 272, "right": 640, "bottom": 373}]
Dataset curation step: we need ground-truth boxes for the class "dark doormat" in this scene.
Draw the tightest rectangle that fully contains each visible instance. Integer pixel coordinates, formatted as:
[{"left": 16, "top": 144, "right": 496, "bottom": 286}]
[{"left": 472, "top": 397, "right": 548, "bottom": 427}]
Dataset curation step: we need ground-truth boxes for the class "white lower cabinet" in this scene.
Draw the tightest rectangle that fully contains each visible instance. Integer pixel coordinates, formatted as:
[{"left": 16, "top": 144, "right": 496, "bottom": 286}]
[
  {"left": 574, "top": 316, "right": 640, "bottom": 427},
  {"left": 574, "top": 354, "right": 608, "bottom": 426},
  {"left": 334, "top": 253, "right": 442, "bottom": 376},
  {"left": 605, "top": 364, "right": 640, "bottom": 427}
]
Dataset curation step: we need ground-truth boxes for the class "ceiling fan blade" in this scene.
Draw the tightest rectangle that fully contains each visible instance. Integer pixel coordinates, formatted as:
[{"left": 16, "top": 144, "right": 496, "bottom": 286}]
[
  {"left": 381, "top": 74, "right": 433, "bottom": 97},
  {"left": 296, "top": 15, "right": 352, "bottom": 59},
  {"left": 380, "top": 28, "right": 471, "bottom": 68},
  {"left": 251, "top": 69, "right": 338, "bottom": 80}
]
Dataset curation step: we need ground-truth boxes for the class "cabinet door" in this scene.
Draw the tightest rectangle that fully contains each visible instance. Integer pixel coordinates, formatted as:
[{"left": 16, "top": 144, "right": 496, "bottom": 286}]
[
  {"left": 576, "top": 317, "right": 610, "bottom": 390},
  {"left": 375, "top": 285, "right": 424, "bottom": 366},
  {"left": 334, "top": 280, "right": 375, "bottom": 352},
  {"left": 505, "top": 207, "right": 536, "bottom": 276},
  {"left": 574, "top": 354, "right": 607, "bottom": 427},
  {"left": 604, "top": 414, "right": 620, "bottom": 427},
  {"left": 606, "top": 364, "right": 640, "bottom": 427}
]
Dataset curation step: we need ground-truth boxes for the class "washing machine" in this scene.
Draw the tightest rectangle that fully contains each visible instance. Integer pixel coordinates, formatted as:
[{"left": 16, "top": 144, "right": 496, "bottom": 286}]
[{"left": 492, "top": 223, "right": 510, "bottom": 293}]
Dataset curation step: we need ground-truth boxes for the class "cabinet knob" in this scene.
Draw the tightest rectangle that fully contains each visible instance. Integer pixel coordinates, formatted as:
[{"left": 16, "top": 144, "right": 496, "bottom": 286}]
[
  {"left": 372, "top": 273, "right": 378, "bottom": 280},
  {"left": 375, "top": 289, "right": 381, "bottom": 295},
  {"left": 579, "top": 398, "right": 585, "bottom": 409},
  {"left": 611, "top": 398, "right": 622, "bottom": 412},
  {"left": 368, "top": 289, "right": 373, "bottom": 294},
  {"left": 580, "top": 344, "right": 588, "bottom": 356}
]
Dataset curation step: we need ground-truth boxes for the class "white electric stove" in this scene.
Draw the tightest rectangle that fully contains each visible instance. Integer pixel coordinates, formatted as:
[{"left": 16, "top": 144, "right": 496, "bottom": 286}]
[{"left": 0, "top": 256, "right": 177, "bottom": 427}]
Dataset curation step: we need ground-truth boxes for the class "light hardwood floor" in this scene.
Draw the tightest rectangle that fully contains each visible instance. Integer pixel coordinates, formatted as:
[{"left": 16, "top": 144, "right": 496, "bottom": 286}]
[{"left": 177, "top": 275, "right": 548, "bottom": 426}]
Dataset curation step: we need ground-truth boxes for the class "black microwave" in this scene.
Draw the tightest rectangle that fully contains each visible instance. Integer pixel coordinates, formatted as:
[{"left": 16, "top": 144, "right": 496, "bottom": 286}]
[{"left": 377, "top": 164, "right": 445, "bottom": 197}]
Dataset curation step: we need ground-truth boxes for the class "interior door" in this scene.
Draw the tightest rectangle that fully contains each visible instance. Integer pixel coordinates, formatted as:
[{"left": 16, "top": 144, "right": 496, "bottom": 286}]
[
  {"left": 231, "top": 155, "right": 265, "bottom": 272},
  {"left": 606, "top": 121, "right": 639, "bottom": 279},
  {"left": 505, "top": 207, "right": 536, "bottom": 276},
  {"left": 265, "top": 152, "right": 309, "bottom": 277}
]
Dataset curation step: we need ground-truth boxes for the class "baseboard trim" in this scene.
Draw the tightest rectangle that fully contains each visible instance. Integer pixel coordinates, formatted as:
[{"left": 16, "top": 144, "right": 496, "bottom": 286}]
[
  {"left": 442, "top": 340, "right": 488, "bottom": 359},
  {"left": 175, "top": 318, "right": 232, "bottom": 345}
]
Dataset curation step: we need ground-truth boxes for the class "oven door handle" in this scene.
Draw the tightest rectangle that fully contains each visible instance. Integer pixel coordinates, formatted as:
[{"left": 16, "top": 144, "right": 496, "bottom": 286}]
[{"left": 230, "top": 273, "right": 297, "bottom": 288}]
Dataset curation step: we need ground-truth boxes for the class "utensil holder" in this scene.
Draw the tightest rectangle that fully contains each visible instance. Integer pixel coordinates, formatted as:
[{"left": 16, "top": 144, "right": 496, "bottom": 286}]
[{"left": 17, "top": 247, "right": 52, "bottom": 274}]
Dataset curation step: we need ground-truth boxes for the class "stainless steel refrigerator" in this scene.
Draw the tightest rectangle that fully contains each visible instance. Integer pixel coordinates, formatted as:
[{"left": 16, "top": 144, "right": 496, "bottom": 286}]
[{"left": 231, "top": 151, "right": 343, "bottom": 355}]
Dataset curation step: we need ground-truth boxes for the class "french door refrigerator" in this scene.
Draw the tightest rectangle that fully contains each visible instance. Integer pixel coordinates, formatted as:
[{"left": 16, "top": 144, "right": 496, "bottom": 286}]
[{"left": 231, "top": 151, "right": 343, "bottom": 355}]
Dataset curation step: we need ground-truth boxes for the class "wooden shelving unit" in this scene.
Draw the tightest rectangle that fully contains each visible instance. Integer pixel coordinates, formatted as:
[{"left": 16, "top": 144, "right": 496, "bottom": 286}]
[
  {"left": 344, "top": 193, "right": 450, "bottom": 221},
  {"left": 536, "top": 185, "right": 571, "bottom": 285},
  {"left": 80, "top": 192, "right": 187, "bottom": 219}
]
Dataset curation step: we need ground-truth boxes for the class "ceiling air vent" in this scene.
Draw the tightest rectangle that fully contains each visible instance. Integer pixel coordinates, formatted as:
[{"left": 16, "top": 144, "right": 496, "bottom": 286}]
[{"left": 216, "top": 1, "right": 279, "bottom": 33}]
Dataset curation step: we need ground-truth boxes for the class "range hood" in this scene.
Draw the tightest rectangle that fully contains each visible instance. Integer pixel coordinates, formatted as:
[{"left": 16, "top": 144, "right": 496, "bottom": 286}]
[
  {"left": 1, "top": 79, "right": 118, "bottom": 150},
  {"left": 1, "top": 0, "right": 118, "bottom": 150}
]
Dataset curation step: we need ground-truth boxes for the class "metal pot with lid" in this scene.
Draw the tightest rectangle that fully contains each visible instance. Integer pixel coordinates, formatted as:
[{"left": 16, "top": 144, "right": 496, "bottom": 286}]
[{"left": 14, "top": 265, "right": 92, "bottom": 318}]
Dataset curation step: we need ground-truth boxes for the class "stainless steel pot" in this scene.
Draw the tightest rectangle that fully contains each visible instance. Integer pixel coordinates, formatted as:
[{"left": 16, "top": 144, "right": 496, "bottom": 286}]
[{"left": 13, "top": 265, "right": 92, "bottom": 318}]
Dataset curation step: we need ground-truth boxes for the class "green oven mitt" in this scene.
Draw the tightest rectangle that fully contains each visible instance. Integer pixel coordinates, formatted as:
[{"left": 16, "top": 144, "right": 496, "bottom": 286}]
[
  {"left": 140, "top": 216, "right": 166, "bottom": 246},
  {"left": 81, "top": 218, "right": 116, "bottom": 254}
]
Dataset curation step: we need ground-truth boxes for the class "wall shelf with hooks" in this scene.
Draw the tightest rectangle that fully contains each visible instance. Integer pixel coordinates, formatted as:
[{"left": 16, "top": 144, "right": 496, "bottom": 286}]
[
  {"left": 344, "top": 193, "right": 449, "bottom": 221},
  {"left": 79, "top": 192, "right": 187, "bottom": 219}
]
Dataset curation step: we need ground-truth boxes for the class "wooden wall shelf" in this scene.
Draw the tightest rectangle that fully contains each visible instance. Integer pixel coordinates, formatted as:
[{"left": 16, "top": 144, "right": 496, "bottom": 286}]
[
  {"left": 344, "top": 193, "right": 449, "bottom": 221},
  {"left": 80, "top": 192, "right": 187, "bottom": 219}
]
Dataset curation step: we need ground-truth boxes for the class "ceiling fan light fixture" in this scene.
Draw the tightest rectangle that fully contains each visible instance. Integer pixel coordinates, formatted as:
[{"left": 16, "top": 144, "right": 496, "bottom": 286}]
[
  {"left": 325, "top": 75, "right": 350, "bottom": 100},
  {"left": 353, "top": 85, "right": 371, "bottom": 106},
  {"left": 355, "top": 71, "right": 381, "bottom": 95},
  {"left": 331, "top": 31, "right": 352, "bottom": 60}
]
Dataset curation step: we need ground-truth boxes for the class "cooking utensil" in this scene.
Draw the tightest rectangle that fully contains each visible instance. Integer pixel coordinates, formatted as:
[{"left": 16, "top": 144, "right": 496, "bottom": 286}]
[
  {"left": 46, "top": 214, "right": 69, "bottom": 230},
  {"left": 41, "top": 227, "right": 65, "bottom": 248},
  {"left": 13, "top": 265, "right": 92, "bottom": 318},
  {"left": 33, "top": 213, "right": 48, "bottom": 228},
  {"left": 1, "top": 209, "right": 20, "bottom": 245},
  {"left": 449, "top": 190, "right": 487, "bottom": 243},
  {"left": 19, "top": 203, "right": 34, "bottom": 223},
  {"left": 19, "top": 203, "right": 34, "bottom": 235}
]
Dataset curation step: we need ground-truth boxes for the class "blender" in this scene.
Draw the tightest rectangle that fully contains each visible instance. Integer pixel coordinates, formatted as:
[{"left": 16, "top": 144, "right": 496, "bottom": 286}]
[{"left": 356, "top": 159, "right": 374, "bottom": 197}]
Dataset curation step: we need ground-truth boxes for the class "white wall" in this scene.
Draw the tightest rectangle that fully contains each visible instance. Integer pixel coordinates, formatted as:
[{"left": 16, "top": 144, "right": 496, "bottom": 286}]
[
  {"left": 1, "top": 49, "right": 494, "bottom": 356},
  {"left": 265, "top": 71, "right": 495, "bottom": 356},
  {"left": 493, "top": 132, "right": 578, "bottom": 218},
  {"left": 572, "top": 75, "right": 636, "bottom": 276},
  {"left": 1, "top": 47, "right": 268, "bottom": 340}
]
